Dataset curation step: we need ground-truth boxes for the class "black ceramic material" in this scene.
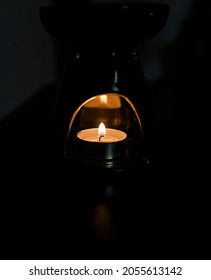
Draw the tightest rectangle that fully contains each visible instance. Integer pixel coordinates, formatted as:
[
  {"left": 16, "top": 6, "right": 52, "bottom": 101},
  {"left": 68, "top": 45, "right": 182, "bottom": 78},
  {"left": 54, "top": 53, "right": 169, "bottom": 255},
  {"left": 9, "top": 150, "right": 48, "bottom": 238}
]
[
  {"left": 39, "top": 3, "right": 169, "bottom": 48},
  {"left": 39, "top": 2, "right": 169, "bottom": 171}
]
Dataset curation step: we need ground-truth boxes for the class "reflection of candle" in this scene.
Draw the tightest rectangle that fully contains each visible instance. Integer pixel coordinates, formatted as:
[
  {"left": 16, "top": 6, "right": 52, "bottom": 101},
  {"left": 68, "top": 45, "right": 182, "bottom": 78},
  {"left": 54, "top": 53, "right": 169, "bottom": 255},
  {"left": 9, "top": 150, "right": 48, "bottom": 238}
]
[
  {"left": 77, "top": 123, "right": 127, "bottom": 160},
  {"left": 81, "top": 94, "right": 122, "bottom": 128},
  {"left": 84, "top": 94, "right": 121, "bottom": 109}
]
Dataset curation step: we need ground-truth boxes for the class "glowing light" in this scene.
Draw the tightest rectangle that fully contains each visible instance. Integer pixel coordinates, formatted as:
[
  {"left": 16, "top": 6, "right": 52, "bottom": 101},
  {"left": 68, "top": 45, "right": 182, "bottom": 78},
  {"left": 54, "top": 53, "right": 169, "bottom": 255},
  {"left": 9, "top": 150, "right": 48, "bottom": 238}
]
[{"left": 98, "top": 122, "right": 106, "bottom": 141}]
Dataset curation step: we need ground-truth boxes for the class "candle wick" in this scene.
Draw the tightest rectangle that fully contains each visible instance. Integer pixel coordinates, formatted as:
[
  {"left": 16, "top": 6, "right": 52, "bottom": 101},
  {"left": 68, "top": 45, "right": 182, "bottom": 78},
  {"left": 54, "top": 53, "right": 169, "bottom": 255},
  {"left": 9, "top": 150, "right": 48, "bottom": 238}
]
[{"left": 99, "top": 135, "right": 104, "bottom": 141}]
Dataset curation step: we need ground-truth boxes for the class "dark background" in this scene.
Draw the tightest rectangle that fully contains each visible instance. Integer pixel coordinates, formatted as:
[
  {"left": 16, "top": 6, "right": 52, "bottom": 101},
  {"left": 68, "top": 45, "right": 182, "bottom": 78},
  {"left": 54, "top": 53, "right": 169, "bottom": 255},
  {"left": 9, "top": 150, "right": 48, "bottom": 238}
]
[{"left": 0, "top": 0, "right": 211, "bottom": 260}]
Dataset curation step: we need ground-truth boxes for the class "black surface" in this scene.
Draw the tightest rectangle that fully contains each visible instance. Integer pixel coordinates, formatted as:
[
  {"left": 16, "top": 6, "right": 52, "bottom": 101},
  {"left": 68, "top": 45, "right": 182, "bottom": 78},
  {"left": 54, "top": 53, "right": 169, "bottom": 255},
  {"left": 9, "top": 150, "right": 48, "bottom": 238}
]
[{"left": 0, "top": 83, "right": 210, "bottom": 260}]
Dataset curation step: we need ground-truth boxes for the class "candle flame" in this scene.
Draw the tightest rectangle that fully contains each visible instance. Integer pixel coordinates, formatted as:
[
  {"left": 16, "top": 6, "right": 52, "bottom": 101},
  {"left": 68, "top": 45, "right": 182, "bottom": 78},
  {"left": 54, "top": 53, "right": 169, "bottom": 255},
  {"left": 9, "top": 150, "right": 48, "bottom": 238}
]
[{"left": 98, "top": 122, "right": 106, "bottom": 141}]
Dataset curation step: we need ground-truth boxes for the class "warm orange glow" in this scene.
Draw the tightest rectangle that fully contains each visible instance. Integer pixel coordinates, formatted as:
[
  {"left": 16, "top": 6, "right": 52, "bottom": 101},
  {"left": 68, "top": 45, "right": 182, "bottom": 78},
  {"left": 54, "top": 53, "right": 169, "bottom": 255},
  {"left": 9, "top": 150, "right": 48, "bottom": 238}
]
[
  {"left": 84, "top": 93, "right": 121, "bottom": 108},
  {"left": 100, "top": 95, "right": 107, "bottom": 104}
]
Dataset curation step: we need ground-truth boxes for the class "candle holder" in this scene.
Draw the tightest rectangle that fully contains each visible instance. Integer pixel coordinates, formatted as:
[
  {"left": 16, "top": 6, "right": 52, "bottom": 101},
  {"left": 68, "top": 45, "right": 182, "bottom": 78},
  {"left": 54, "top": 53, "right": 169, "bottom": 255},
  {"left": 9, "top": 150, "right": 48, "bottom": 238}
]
[{"left": 39, "top": 2, "right": 169, "bottom": 172}]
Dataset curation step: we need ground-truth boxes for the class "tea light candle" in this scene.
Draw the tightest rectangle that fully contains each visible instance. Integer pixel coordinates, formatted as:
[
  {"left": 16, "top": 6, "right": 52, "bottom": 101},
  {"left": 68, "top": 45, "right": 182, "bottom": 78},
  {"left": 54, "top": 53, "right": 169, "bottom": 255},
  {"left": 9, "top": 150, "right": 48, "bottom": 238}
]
[{"left": 77, "top": 122, "right": 127, "bottom": 160}]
